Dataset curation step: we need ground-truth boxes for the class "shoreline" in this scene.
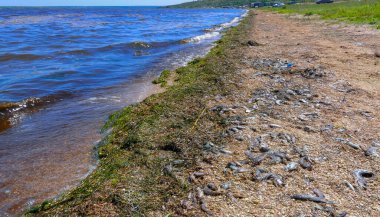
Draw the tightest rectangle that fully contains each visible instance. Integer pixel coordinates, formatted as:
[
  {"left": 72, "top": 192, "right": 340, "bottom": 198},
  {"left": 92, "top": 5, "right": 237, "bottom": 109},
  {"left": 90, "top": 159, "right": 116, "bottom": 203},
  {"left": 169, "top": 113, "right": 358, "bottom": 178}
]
[
  {"left": 26, "top": 8, "right": 380, "bottom": 216},
  {"left": 1, "top": 9, "right": 248, "bottom": 216},
  {"left": 24, "top": 10, "right": 253, "bottom": 216}
]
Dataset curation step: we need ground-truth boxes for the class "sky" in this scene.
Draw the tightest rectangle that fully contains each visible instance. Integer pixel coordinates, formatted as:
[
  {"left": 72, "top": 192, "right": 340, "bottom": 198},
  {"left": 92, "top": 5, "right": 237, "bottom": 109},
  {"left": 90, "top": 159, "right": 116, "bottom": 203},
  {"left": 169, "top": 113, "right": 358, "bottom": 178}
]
[{"left": 0, "top": 0, "right": 189, "bottom": 6}]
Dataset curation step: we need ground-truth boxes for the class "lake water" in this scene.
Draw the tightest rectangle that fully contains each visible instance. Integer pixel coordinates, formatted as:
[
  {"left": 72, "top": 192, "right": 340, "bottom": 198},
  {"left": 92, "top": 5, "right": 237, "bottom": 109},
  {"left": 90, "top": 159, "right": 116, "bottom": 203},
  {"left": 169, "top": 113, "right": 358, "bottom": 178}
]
[{"left": 0, "top": 6, "right": 245, "bottom": 215}]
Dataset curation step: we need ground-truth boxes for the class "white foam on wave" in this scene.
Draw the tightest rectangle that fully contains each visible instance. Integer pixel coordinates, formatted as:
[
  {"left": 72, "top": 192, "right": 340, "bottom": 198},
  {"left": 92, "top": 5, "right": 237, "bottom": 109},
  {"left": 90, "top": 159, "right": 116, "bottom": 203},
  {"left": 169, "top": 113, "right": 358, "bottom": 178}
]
[
  {"left": 187, "top": 31, "right": 221, "bottom": 43},
  {"left": 186, "top": 10, "right": 249, "bottom": 44}
]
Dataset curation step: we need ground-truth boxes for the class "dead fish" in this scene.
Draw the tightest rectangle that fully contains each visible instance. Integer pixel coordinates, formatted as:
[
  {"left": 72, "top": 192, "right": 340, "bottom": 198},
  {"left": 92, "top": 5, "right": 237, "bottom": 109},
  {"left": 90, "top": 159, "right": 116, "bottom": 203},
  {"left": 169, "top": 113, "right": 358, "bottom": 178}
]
[
  {"left": 163, "top": 164, "right": 173, "bottom": 175},
  {"left": 226, "top": 192, "right": 238, "bottom": 203},
  {"left": 180, "top": 200, "right": 193, "bottom": 210},
  {"left": 200, "top": 199, "right": 213, "bottom": 216},
  {"left": 250, "top": 136, "right": 270, "bottom": 152},
  {"left": 228, "top": 127, "right": 239, "bottom": 133},
  {"left": 226, "top": 162, "right": 239, "bottom": 171},
  {"left": 338, "top": 211, "right": 348, "bottom": 217},
  {"left": 269, "top": 124, "right": 282, "bottom": 128},
  {"left": 220, "top": 148, "right": 233, "bottom": 155},
  {"left": 220, "top": 182, "right": 231, "bottom": 190},
  {"left": 207, "top": 183, "right": 218, "bottom": 191},
  {"left": 196, "top": 187, "right": 204, "bottom": 199},
  {"left": 346, "top": 141, "right": 361, "bottom": 150},
  {"left": 235, "top": 167, "right": 251, "bottom": 173},
  {"left": 245, "top": 150, "right": 267, "bottom": 165},
  {"left": 335, "top": 138, "right": 361, "bottom": 150},
  {"left": 253, "top": 169, "right": 284, "bottom": 187},
  {"left": 189, "top": 171, "right": 206, "bottom": 183},
  {"left": 270, "top": 174, "right": 284, "bottom": 187},
  {"left": 285, "top": 162, "right": 299, "bottom": 171},
  {"left": 236, "top": 126, "right": 246, "bottom": 130},
  {"left": 304, "top": 126, "right": 318, "bottom": 133},
  {"left": 353, "top": 169, "right": 374, "bottom": 190},
  {"left": 203, "top": 186, "right": 222, "bottom": 196},
  {"left": 299, "top": 156, "right": 313, "bottom": 170},
  {"left": 188, "top": 174, "right": 196, "bottom": 183},
  {"left": 291, "top": 189, "right": 333, "bottom": 204},
  {"left": 259, "top": 143, "right": 270, "bottom": 152},
  {"left": 277, "top": 133, "right": 296, "bottom": 144},
  {"left": 268, "top": 151, "right": 290, "bottom": 163},
  {"left": 343, "top": 180, "right": 355, "bottom": 191},
  {"left": 365, "top": 147, "right": 378, "bottom": 157},
  {"left": 193, "top": 172, "right": 206, "bottom": 178}
]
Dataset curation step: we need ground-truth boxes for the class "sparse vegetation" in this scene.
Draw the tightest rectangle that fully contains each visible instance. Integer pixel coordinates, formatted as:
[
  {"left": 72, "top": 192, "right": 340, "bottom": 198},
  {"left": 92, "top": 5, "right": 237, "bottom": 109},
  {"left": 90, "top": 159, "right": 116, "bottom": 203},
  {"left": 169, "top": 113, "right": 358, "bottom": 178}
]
[{"left": 152, "top": 69, "right": 171, "bottom": 87}]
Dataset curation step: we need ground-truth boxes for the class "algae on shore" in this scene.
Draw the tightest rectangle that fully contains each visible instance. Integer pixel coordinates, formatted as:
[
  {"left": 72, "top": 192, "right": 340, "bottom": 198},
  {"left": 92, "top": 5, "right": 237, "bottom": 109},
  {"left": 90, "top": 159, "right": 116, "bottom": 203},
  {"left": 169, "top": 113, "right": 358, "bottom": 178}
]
[{"left": 25, "top": 11, "right": 254, "bottom": 216}]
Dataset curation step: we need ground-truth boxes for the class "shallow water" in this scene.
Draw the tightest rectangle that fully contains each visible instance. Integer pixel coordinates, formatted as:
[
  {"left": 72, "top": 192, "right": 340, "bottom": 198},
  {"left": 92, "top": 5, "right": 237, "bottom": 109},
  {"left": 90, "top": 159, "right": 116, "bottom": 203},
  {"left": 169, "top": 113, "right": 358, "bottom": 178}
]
[{"left": 0, "top": 6, "right": 245, "bottom": 215}]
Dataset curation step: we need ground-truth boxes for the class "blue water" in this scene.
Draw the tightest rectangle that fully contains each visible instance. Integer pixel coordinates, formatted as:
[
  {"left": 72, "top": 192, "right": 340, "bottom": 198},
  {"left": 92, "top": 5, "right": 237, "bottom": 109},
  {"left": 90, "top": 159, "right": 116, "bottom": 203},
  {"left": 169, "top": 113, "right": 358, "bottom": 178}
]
[
  {"left": 0, "top": 7, "right": 243, "bottom": 102},
  {"left": 0, "top": 7, "right": 245, "bottom": 215}
]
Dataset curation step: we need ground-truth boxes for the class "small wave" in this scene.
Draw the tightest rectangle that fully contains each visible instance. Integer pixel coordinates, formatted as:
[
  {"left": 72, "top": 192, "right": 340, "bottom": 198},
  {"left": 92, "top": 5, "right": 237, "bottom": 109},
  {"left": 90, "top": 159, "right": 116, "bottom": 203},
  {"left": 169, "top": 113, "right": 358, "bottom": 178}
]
[
  {"left": 96, "top": 40, "right": 181, "bottom": 52},
  {"left": 185, "top": 11, "right": 248, "bottom": 44},
  {"left": 0, "top": 91, "right": 73, "bottom": 132},
  {"left": 0, "top": 92, "right": 72, "bottom": 114},
  {"left": 63, "top": 49, "right": 92, "bottom": 56},
  {"left": 42, "top": 70, "right": 78, "bottom": 79},
  {"left": 221, "top": 17, "right": 240, "bottom": 28},
  {"left": 183, "top": 32, "right": 220, "bottom": 43},
  {"left": 0, "top": 53, "right": 44, "bottom": 62}
]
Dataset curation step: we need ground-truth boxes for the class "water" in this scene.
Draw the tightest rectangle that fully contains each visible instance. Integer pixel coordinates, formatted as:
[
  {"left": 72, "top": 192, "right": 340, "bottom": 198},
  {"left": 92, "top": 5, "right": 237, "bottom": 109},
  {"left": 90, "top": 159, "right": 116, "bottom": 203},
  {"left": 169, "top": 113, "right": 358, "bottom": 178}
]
[{"left": 0, "top": 7, "right": 245, "bottom": 215}]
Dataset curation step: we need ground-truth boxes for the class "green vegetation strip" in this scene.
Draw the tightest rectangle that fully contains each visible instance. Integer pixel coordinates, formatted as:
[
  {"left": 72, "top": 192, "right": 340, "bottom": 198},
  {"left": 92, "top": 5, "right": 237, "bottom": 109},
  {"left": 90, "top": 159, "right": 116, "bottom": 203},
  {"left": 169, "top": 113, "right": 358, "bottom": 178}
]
[
  {"left": 266, "top": 0, "right": 380, "bottom": 29},
  {"left": 168, "top": 0, "right": 254, "bottom": 8},
  {"left": 25, "top": 11, "right": 254, "bottom": 216}
]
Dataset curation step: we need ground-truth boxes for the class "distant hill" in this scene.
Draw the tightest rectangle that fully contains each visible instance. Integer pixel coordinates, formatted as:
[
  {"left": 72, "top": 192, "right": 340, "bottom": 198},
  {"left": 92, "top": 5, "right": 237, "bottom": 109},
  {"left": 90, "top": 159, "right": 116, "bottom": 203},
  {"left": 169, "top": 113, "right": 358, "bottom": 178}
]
[{"left": 167, "top": 0, "right": 258, "bottom": 8}]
